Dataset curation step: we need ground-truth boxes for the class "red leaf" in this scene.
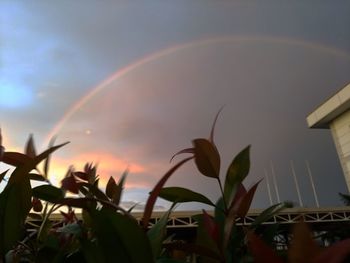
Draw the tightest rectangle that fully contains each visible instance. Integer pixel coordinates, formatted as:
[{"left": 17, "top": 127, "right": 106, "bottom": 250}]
[
  {"left": 247, "top": 231, "right": 284, "bottom": 263},
  {"left": 142, "top": 157, "right": 193, "bottom": 229},
  {"left": 236, "top": 180, "right": 261, "bottom": 218},
  {"left": 74, "top": 171, "right": 89, "bottom": 181},
  {"left": 2, "top": 152, "right": 32, "bottom": 167},
  {"left": 170, "top": 148, "right": 194, "bottom": 162},
  {"left": 106, "top": 176, "right": 117, "bottom": 199},
  {"left": 202, "top": 210, "right": 220, "bottom": 244},
  {"left": 193, "top": 138, "right": 220, "bottom": 178},
  {"left": 61, "top": 170, "right": 79, "bottom": 194},
  {"left": 32, "top": 197, "right": 43, "bottom": 212},
  {"left": 313, "top": 239, "right": 350, "bottom": 263}
]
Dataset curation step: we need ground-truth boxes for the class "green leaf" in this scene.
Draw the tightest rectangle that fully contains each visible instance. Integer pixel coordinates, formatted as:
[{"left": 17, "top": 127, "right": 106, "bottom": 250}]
[
  {"left": 25, "top": 134, "right": 36, "bottom": 158},
  {"left": 223, "top": 145, "right": 250, "bottom": 205},
  {"left": 148, "top": 204, "right": 175, "bottom": 259},
  {"left": 29, "top": 173, "right": 47, "bottom": 181},
  {"left": 0, "top": 179, "right": 32, "bottom": 254},
  {"left": 91, "top": 209, "right": 154, "bottom": 263},
  {"left": 32, "top": 184, "right": 64, "bottom": 202},
  {"left": 251, "top": 202, "right": 292, "bottom": 228},
  {"left": 193, "top": 138, "right": 220, "bottom": 178},
  {"left": 159, "top": 187, "right": 215, "bottom": 207}
]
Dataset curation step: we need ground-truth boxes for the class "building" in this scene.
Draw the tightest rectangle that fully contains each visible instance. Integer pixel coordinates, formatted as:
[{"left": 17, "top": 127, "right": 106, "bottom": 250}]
[{"left": 307, "top": 83, "right": 350, "bottom": 191}]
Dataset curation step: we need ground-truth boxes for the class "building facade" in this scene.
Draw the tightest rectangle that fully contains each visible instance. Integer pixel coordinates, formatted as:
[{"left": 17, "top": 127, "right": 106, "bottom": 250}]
[{"left": 307, "top": 83, "right": 350, "bottom": 191}]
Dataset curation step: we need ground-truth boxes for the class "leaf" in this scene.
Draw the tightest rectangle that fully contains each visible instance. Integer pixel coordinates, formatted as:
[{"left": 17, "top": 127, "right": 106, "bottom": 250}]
[
  {"left": 193, "top": 213, "right": 222, "bottom": 260},
  {"left": 209, "top": 107, "right": 224, "bottom": 144},
  {"left": 61, "top": 171, "right": 79, "bottom": 194},
  {"left": 32, "top": 184, "right": 64, "bottom": 202},
  {"left": 247, "top": 231, "right": 284, "bottom": 263},
  {"left": 43, "top": 136, "right": 56, "bottom": 178},
  {"left": 91, "top": 209, "right": 154, "bottom": 263},
  {"left": 34, "top": 141, "right": 69, "bottom": 169},
  {"left": 193, "top": 138, "right": 220, "bottom": 178},
  {"left": 224, "top": 145, "right": 251, "bottom": 205},
  {"left": 78, "top": 182, "right": 109, "bottom": 201},
  {"left": 32, "top": 197, "right": 43, "bottom": 212},
  {"left": 142, "top": 157, "right": 193, "bottom": 229},
  {"left": 106, "top": 176, "right": 117, "bottom": 199},
  {"left": 314, "top": 238, "right": 350, "bottom": 263},
  {"left": 74, "top": 171, "right": 89, "bottom": 181},
  {"left": 25, "top": 134, "right": 36, "bottom": 158},
  {"left": 236, "top": 180, "right": 261, "bottom": 218},
  {"left": 202, "top": 210, "right": 219, "bottom": 244},
  {"left": 223, "top": 182, "right": 260, "bottom": 250},
  {"left": 251, "top": 202, "right": 293, "bottom": 228},
  {"left": 170, "top": 148, "right": 194, "bottom": 162},
  {"left": 2, "top": 152, "right": 32, "bottom": 167},
  {"left": 288, "top": 221, "right": 320, "bottom": 263},
  {"left": 0, "top": 179, "right": 32, "bottom": 254},
  {"left": 29, "top": 173, "right": 47, "bottom": 181},
  {"left": 158, "top": 187, "right": 215, "bottom": 207},
  {"left": 148, "top": 203, "right": 175, "bottom": 259}
]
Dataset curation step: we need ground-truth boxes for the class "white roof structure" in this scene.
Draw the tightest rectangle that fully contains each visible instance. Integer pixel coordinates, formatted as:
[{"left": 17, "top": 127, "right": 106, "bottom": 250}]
[{"left": 307, "top": 83, "right": 350, "bottom": 128}]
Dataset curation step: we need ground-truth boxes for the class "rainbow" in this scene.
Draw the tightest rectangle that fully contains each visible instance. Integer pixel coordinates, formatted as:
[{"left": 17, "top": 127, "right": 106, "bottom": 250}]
[{"left": 45, "top": 35, "right": 350, "bottom": 144}]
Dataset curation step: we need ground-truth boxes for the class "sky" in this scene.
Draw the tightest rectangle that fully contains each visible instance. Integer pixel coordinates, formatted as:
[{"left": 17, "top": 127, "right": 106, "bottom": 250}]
[{"left": 1, "top": 1, "right": 350, "bottom": 210}]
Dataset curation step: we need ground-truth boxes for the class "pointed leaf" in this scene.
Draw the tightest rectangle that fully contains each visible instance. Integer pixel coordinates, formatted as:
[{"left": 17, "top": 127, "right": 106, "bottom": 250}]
[
  {"left": 25, "top": 134, "right": 36, "bottom": 158},
  {"left": 106, "top": 176, "right": 117, "bottom": 199},
  {"left": 163, "top": 242, "right": 222, "bottom": 261},
  {"left": 92, "top": 209, "right": 154, "bottom": 263},
  {"left": 32, "top": 184, "right": 64, "bottom": 202},
  {"left": 224, "top": 145, "right": 251, "bottom": 205},
  {"left": 251, "top": 202, "right": 293, "bottom": 228},
  {"left": 29, "top": 173, "right": 47, "bottom": 182},
  {"left": 193, "top": 138, "right": 220, "bottom": 178},
  {"left": 247, "top": 231, "right": 284, "bottom": 263},
  {"left": 288, "top": 221, "right": 320, "bottom": 263},
  {"left": 2, "top": 152, "right": 32, "bottom": 167},
  {"left": 61, "top": 170, "right": 79, "bottom": 194},
  {"left": 170, "top": 148, "right": 194, "bottom": 162},
  {"left": 43, "top": 136, "right": 56, "bottom": 178},
  {"left": 314, "top": 238, "right": 350, "bottom": 263},
  {"left": 159, "top": 187, "right": 215, "bottom": 207},
  {"left": 236, "top": 180, "right": 261, "bottom": 218},
  {"left": 202, "top": 210, "right": 219, "bottom": 244},
  {"left": 142, "top": 157, "right": 193, "bottom": 229},
  {"left": 209, "top": 107, "right": 224, "bottom": 144},
  {"left": 74, "top": 171, "right": 89, "bottom": 181},
  {"left": 148, "top": 203, "right": 175, "bottom": 259}
]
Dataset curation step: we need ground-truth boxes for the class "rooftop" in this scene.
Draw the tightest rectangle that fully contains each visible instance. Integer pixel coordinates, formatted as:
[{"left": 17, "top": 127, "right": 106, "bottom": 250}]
[{"left": 307, "top": 83, "right": 350, "bottom": 128}]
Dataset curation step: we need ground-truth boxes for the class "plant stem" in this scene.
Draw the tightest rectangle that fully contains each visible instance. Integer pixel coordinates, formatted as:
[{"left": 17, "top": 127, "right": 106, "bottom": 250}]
[{"left": 217, "top": 178, "right": 228, "bottom": 213}]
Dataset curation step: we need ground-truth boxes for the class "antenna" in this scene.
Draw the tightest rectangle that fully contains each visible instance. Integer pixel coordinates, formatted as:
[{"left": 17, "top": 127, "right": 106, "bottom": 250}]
[
  {"left": 290, "top": 160, "right": 303, "bottom": 207},
  {"left": 305, "top": 160, "right": 320, "bottom": 207},
  {"left": 270, "top": 161, "right": 281, "bottom": 203},
  {"left": 264, "top": 168, "right": 273, "bottom": 206}
]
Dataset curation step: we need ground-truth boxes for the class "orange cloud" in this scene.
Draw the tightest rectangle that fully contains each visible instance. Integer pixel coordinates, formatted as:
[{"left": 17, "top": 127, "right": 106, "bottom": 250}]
[{"left": 47, "top": 151, "right": 148, "bottom": 188}]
